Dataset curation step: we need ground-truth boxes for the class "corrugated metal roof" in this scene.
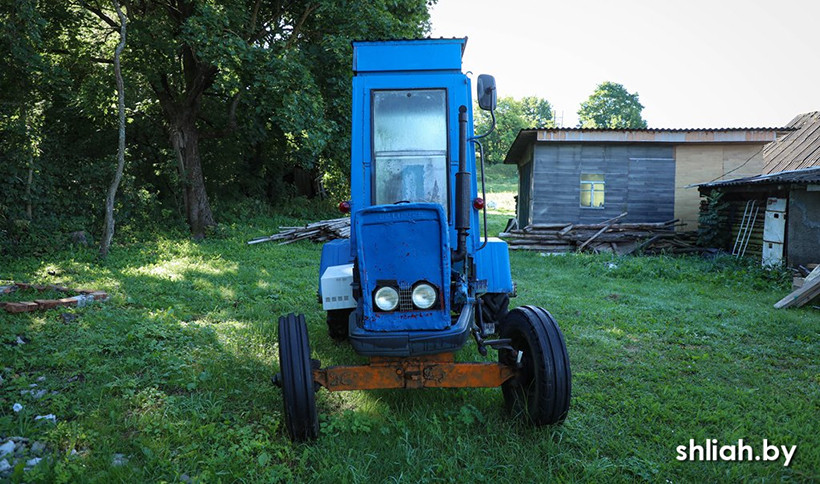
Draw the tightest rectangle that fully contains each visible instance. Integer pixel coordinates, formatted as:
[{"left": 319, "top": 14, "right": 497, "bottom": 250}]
[
  {"left": 534, "top": 128, "right": 782, "bottom": 144},
  {"left": 503, "top": 127, "right": 788, "bottom": 164},
  {"left": 762, "top": 111, "right": 820, "bottom": 174},
  {"left": 531, "top": 127, "right": 788, "bottom": 132},
  {"left": 698, "top": 166, "right": 820, "bottom": 188}
]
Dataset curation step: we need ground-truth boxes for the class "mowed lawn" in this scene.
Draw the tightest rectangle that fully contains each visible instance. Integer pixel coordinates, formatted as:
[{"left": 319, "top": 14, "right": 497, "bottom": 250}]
[{"left": 1, "top": 214, "right": 818, "bottom": 482}]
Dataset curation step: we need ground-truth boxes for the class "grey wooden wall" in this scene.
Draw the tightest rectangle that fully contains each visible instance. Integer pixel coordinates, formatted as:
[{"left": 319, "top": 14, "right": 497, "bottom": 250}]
[{"left": 527, "top": 144, "right": 675, "bottom": 224}]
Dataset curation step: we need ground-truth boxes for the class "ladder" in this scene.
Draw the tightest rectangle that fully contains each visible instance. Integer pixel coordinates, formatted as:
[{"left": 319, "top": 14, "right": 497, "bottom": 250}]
[{"left": 733, "top": 200, "right": 758, "bottom": 258}]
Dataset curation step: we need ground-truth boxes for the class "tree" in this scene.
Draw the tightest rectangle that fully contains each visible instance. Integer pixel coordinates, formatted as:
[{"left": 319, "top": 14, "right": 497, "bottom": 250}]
[
  {"left": 474, "top": 96, "right": 553, "bottom": 164},
  {"left": 1, "top": 1, "right": 434, "bottom": 253},
  {"left": 78, "top": 0, "right": 433, "bottom": 237},
  {"left": 520, "top": 96, "right": 554, "bottom": 128},
  {"left": 100, "top": 0, "right": 127, "bottom": 258},
  {"left": 578, "top": 81, "right": 647, "bottom": 129}
]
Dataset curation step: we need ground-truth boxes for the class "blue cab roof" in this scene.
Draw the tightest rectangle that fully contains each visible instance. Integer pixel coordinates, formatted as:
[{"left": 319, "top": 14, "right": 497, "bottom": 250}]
[{"left": 352, "top": 38, "right": 467, "bottom": 73}]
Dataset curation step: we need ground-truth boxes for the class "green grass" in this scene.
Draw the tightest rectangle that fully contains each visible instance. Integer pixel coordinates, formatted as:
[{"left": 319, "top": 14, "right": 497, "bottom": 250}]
[
  {"left": 482, "top": 163, "right": 518, "bottom": 215},
  {"left": 1, "top": 215, "right": 818, "bottom": 482}
]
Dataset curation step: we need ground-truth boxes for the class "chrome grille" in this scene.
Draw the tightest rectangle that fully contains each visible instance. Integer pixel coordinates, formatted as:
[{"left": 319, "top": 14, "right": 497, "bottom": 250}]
[{"left": 399, "top": 284, "right": 413, "bottom": 312}]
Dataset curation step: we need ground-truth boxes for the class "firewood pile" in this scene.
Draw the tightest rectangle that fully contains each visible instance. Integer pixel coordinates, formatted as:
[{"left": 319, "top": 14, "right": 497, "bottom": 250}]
[
  {"left": 248, "top": 217, "right": 350, "bottom": 245},
  {"left": 499, "top": 213, "right": 699, "bottom": 255}
]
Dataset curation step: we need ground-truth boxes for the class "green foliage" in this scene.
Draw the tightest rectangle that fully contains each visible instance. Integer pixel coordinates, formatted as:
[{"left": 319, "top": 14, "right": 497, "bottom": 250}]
[
  {"left": 698, "top": 190, "right": 731, "bottom": 248},
  {"left": 578, "top": 81, "right": 648, "bottom": 129},
  {"left": 474, "top": 96, "right": 554, "bottom": 164},
  {"left": 0, "top": 0, "right": 435, "bottom": 251}
]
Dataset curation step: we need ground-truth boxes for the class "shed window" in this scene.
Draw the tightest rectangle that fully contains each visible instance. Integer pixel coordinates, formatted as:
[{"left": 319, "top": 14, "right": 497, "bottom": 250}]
[{"left": 580, "top": 174, "right": 605, "bottom": 208}]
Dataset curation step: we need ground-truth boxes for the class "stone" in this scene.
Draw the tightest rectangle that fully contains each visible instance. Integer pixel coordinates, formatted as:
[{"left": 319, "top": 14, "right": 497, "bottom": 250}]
[
  {"left": 30, "top": 442, "right": 46, "bottom": 455},
  {"left": 0, "top": 459, "right": 10, "bottom": 473},
  {"left": 0, "top": 441, "right": 14, "bottom": 458},
  {"left": 25, "top": 457, "right": 42, "bottom": 468},
  {"left": 61, "top": 313, "right": 79, "bottom": 324},
  {"left": 111, "top": 453, "right": 128, "bottom": 466},
  {"left": 35, "top": 414, "right": 57, "bottom": 424}
]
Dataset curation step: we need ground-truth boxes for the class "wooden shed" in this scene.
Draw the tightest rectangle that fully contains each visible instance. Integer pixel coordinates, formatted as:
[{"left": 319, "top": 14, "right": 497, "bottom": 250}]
[
  {"left": 504, "top": 128, "right": 784, "bottom": 229},
  {"left": 698, "top": 112, "right": 820, "bottom": 266}
]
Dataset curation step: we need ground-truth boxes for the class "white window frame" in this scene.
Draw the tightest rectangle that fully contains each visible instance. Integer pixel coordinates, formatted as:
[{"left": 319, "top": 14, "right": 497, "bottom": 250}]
[{"left": 580, "top": 173, "right": 605, "bottom": 209}]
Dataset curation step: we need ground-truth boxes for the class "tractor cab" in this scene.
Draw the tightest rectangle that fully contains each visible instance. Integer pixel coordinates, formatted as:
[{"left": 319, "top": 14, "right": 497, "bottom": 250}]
[
  {"left": 276, "top": 39, "right": 571, "bottom": 442},
  {"left": 318, "top": 39, "right": 513, "bottom": 355}
]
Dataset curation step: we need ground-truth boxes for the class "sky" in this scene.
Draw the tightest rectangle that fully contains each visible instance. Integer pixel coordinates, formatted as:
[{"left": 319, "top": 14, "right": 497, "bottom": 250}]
[{"left": 429, "top": 0, "right": 820, "bottom": 129}]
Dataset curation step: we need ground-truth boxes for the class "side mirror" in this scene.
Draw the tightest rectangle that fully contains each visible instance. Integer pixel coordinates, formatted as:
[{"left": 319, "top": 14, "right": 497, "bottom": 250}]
[{"left": 476, "top": 74, "right": 496, "bottom": 111}]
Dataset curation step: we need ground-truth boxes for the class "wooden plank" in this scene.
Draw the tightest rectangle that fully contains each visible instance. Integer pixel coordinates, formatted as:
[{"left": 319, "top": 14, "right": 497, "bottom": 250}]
[
  {"left": 600, "top": 212, "right": 628, "bottom": 225},
  {"left": 34, "top": 299, "right": 60, "bottom": 310},
  {"left": 525, "top": 223, "right": 570, "bottom": 230},
  {"left": 508, "top": 244, "right": 573, "bottom": 251},
  {"left": 5, "top": 301, "right": 38, "bottom": 313},
  {"left": 576, "top": 215, "right": 626, "bottom": 252},
  {"left": 805, "top": 265, "right": 820, "bottom": 283},
  {"left": 774, "top": 276, "right": 820, "bottom": 309},
  {"left": 577, "top": 225, "right": 610, "bottom": 252}
]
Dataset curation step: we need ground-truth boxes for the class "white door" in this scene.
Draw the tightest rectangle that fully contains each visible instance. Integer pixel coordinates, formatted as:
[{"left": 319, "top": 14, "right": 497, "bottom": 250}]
[{"left": 762, "top": 197, "right": 786, "bottom": 266}]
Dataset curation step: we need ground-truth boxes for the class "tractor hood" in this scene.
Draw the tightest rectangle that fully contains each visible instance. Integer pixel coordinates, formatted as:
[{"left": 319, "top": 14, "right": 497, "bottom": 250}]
[{"left": 354, "top": 203, "right": 451, "bottom": 331}]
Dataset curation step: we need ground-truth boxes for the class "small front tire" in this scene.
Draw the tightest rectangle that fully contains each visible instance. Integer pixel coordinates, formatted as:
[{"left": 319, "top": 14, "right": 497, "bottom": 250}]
[
  {"left": 498, "top": 305, "right": 571, "bottom": 425},
  {"left": 278, "top": 313, "right": 319, "bottom": 442}
]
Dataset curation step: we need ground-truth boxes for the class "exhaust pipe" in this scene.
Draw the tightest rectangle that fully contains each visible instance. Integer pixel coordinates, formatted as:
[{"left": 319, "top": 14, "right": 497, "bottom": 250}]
[{"left": 453, "top": 105, "right": 469, "bottom": 263}]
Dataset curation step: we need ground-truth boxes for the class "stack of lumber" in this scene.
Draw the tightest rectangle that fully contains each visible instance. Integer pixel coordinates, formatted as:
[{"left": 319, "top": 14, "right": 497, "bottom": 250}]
[
  {"left": 248, "top": 217, "right": 350, "bottom": 245},
  {"left": 500, "top": 214, "right": 696, "bottom": 255}
]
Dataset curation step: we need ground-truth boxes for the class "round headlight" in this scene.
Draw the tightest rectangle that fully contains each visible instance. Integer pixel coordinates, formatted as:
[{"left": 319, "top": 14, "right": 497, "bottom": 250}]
[
  {"left": 374, "top": 286, "right": 399, "bottom": 311},
  {"left": 412, "top": 283, "right": 437, "bottom": 309}
]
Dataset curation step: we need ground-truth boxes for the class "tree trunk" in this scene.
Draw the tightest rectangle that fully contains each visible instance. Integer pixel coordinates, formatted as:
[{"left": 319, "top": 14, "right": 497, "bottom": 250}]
[
  {"left": 169, "top": 114, "right": 215, "bottom": 238},
  {"left": 99, "top": 0, "right": 127, "bottom": 259},
  {"left": 22, "top": 104, "right": 34, "bottom": 220}
]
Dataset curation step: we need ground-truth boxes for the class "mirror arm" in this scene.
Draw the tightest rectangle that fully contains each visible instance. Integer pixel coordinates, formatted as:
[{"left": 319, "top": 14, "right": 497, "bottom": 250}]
[{"left": 470, "top": 108, "right": 496, "bottom": 141}]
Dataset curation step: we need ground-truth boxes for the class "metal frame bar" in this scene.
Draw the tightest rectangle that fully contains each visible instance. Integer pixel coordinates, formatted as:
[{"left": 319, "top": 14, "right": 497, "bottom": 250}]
[{"left": 313, "top": 353, "right": 516, "bottom": 391}]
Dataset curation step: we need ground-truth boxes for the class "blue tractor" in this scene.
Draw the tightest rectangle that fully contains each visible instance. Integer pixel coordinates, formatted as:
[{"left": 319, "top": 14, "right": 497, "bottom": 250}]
[{"left": 276, "top": 38, "right": 571, "bottom": 442}]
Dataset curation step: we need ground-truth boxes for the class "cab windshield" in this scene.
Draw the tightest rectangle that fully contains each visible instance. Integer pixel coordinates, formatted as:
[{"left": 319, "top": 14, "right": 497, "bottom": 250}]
[{"left": 372, "top": 89, "right": 448, "bottom": 209}]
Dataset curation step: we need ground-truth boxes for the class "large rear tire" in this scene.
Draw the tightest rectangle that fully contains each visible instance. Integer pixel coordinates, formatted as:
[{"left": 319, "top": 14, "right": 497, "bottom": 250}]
[
  {"left": 278, "top": 313, "right": 319, "bottom": 442},
  {"left": 498, "top": 305, "right": 571, "bottom": 425}
]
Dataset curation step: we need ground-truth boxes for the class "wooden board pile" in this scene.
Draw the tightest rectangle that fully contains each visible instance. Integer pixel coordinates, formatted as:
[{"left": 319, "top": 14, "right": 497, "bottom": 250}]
[
  {"left": 499, "top": 214, "right": 697, "bottom": 255},
  {"left": 776, "top": 264, "right": 820, "bottom": 309},
  {"left": 1, "top": 283, "right": 108, "bottom": 313},
  {"left": 248, "top": 217, "right": 350, "bottom": 245}
]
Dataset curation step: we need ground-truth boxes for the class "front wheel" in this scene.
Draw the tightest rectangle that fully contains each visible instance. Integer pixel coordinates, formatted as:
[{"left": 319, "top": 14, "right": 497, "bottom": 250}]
[
  {"left": 498, "top": 305, "right": 571, "bottom": 425},
  {"left": 278, "top": 313, "right": 319, "bottom": 442}
]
